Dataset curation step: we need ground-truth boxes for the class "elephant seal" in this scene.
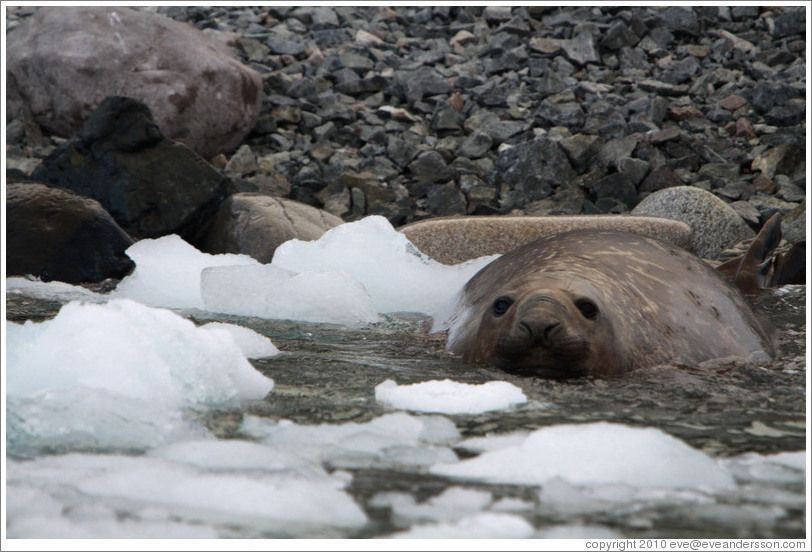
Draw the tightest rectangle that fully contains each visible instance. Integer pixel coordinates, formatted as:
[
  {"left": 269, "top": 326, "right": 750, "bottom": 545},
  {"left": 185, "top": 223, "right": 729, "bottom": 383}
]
[{"left": 438, "top": 230, "right": 776, "bottom": 378}]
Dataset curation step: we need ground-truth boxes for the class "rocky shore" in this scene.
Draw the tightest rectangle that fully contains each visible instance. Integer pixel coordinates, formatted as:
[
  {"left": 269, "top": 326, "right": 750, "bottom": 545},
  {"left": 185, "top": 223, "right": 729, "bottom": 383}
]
[{"left": 5, "top": 5, "right": 807, "bottom": 283}]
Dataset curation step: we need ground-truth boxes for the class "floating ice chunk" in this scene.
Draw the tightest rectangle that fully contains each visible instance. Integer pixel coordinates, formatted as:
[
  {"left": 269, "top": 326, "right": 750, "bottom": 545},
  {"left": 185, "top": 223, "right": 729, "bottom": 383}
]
[
  {"left": 200, "top": 322, "right": 280, "bottom": 358},
  {"left": 272, "top": 215, "right": 496, "bottom": 316},
  {"left": 6, "top": 277, "right": 104, "bottom": 302},
  {"left": 242, "top": 412, "right": 460, "bottom": 470},
  {"left": 431, "top": 422, "right": 736, "bottom": 490},
  {"left": 390, "top": 512, "right": 534, "bottom": 538},
  {"left": 535, "top": 524, "right": 624, "bottom": 539},
  {"left": 201, "top": 263, "right": 379, "bottom": 326},
  {"left": 148, "top": 439, "right": 319, "bottom": 474},
  {"left": 722, "top": 450, "right": 806, "bottom": 485},
  {"left": 375, "top": 379, "right": 527, "bottom": 414},
  {"left": 685, "top": 503, "right": 785, "bottom": 530},
  {"left": 490, "top": 497, "right": 535, "bottom": 512},
  {"left": 6, "top": 299, "right": 274, "bottom": 454},
  {"left": 6, "top": 484, "right": 218, "bottom": 539},
  {"left": 370, "top": 487, "right": 492, "bottom": 525},
  {"left": 113, "top": 234, "right": 259, "bottom": 309},
  {"left": 538, "top": 477, "right": 621, "bottom": 516},
  {"left": 6, "top": 452, "right": 367, "bottom": 537}
]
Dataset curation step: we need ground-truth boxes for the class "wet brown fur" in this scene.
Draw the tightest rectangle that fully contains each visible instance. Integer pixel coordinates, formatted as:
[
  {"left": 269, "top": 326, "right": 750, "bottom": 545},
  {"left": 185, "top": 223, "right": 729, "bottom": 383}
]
[{"left": 448, "top": 230, "right": 776, "bottom": 378}]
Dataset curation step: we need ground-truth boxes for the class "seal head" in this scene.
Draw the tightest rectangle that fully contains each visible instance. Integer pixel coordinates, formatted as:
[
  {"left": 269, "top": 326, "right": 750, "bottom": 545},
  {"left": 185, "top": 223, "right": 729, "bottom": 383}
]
[{"left": 441, "top": 230, "right": 776, "bottom": 378}]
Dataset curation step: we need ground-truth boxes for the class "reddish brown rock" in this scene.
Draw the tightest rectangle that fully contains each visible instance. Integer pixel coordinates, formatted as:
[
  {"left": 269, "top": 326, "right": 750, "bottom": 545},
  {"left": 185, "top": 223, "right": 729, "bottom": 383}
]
[
  {"left": 668, "top": 105, "right": 705, "bottom": 121},
  {"left": 6, "top": 6, "right": 262, "bottom": 158},
  {"left": 719, "top": 94, "right": 747, "bottom": 111}
]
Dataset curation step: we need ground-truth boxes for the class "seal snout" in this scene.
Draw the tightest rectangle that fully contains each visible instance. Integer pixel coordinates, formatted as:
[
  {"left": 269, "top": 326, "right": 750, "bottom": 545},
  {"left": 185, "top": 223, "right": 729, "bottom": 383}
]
[
  {"left": 512, "top": 293, "right": 571, "bottom": 346},
  {"left": 518, "top": 318, "right": 562, "bottom": 346}
]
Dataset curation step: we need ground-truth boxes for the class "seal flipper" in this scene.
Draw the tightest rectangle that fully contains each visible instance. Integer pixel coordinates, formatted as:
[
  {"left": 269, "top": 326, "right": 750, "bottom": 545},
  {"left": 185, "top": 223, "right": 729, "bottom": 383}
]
[
  {"left": 770, "top": 241, "right": 805, "bottom": 287},
  {"left": 716, "top": 213, "right": 804, "bottom": 295}
]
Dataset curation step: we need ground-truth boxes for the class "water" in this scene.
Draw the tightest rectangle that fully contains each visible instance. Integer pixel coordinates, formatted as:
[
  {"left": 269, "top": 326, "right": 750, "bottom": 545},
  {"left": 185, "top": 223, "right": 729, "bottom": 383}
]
[{"left": 4, "top": 284, "right": 807, "bottom": 539}]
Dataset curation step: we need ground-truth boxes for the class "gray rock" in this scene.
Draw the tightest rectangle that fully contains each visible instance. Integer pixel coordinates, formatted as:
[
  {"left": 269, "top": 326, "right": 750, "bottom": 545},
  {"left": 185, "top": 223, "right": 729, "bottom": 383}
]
[
  {"left": 524, "top": 185, "right": 585, "bottom": 216},
  {"left": 336, "top": 52, "right": 375, "bottom": 74},
  {"left": 7, "top": 182, "right": 134, "bottom": 283},
  {"left": 559, "top": 134, "right": 604, "bottom": 173},
  {"left": 224, "top": 145, "right": 259, "bottom": 177},
  {"left": 775, "top": 176, "right": 805, "bottom": 203},
  {"left": 341, "top": 171, "right": 396, "bottom": 212},
  {"left": 6, "top": 7, "right": 262, "bottom": 159},
  {"left": 638, "top": 79, "right": 689, "bottom": 96},
  {"left": 751, "top": 143, "right": 805, "bottom": 179},
  {"left": 618, "top": 157, "right": 650, "bottom": 186},
  {"left": 431, "top": 103, "right": 464, "bottom": 133},
  {"left": 491, "top": 139, "right": 577, "bottom": 211},
  {"left": 631, "top": 185, "right": 754, "bottom": 259},
  {"left": 291, "top": 6, "right": 339, "bottom": 28},
  {"left": 397, "top": 67, "right": 454, "bottom": 102},
  {"left": 427, "top": 184, "right": 467, "bottom": 216},
  {"left": 696, "top": 162, "right": 740, "bottom": 186},
  {"left": 200, "top": 193, "right": 343, "bottom": 263},
  {"left": 598, "top": 137, "right": 638, "bottom": 171},
  {"left": 748, "top": 194, "right": 803, "bottom": 222},
  {"left": 408, "top": 151, "right": 455, "bottom": 183},
  {"left": 764, "top": 101, "right": 806, "bottom": 127},
  {"left": 728, "top": 201, "right": 761, "bottom": 227},
  {"left": 561, "top": 32, "right": 600, "bottom": 66},
  {"left": 457, "top": 131, "right": 493, "bottom": 158},
  {"left": 387, "top": 136, "right": 419, "bottom": 168},
  {"left": 483, "top": 6, "right": 513, "bottom": 24},
  {"left": 640, "top": 164, "right": 684, "bottom": 196},
  {"left": 600, "top": 21, "right": 639, "bottom": 51},
  {"left": 751, "top": 82, "right": 801, "bottom": 114},
  {"left": 590, "top": 172, "right": 640, "bottom": 210},
  {"left": 532, "top": 65, "right": 569, "bottom": 96},
  {"left": 534, "top": 101, "right": 586, "bottom": 128},
  {"left": 467, "top": 185, "right": 498, "bottom": 208},
  {"left": 6, "top": 156, "right": 43, "bottom": 180},
  {"left": 781, "top": 202, "right": 806, "bottom": 244},
  {"left": 772, "top": 7, "right": 806, "bottom": 39},
  {"left": 658, "top": 6, "right": 700, "bottom": 37},
  {"left": 266, "top": 35, "right": 306, "bottom": 56},
  {"left": 619, "top": 46, "right": 652, "bottom": 73}
]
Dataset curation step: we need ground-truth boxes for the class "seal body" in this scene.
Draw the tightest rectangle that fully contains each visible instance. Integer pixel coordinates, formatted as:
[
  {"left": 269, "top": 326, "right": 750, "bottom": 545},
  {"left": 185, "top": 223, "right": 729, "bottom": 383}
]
[{"left": 442, "top": 230, "right": 776, "bottom": 378}]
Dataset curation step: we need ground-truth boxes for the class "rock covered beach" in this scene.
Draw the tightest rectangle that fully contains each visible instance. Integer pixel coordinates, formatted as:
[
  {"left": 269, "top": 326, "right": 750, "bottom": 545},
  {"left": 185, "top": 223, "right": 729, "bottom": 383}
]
[{"left": 5, "top": 5, "right": 808, "bottom": 284}]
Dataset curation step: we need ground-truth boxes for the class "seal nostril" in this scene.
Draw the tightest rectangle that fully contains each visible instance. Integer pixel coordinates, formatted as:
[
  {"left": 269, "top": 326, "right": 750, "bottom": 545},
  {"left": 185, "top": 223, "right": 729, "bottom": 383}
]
[{"left": 543, "top": 322, "right": 560, "bottom": 342}]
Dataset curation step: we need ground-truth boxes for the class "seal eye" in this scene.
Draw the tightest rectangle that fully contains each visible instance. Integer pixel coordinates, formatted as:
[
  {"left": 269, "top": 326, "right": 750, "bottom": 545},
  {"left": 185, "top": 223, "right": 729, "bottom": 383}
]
[
  {"left": 575, "top": 298, "right": 599, "bottom": 320},
  {"left": 492, "top": 296, "right": 514, "bottom": 316}
]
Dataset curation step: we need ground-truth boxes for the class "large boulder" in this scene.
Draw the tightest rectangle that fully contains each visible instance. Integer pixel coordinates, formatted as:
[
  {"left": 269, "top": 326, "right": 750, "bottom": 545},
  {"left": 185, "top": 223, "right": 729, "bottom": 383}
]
[
  {"left": 632, "top": 186, "right": 754, "bottom": 259},
  {"left": 6, "top": 6, "right": 262, "bottom": 158},
  {"left": 7, "top": 182, "right": 135, "bottom": 283},
  {"left": 399, "top": 215, "right": 692, "bottom": 265},
  {"left": 30, "top": 96, "right": 230, "bottom": 241},
  {"left": 200, "top": 194, "right": 345, "bottom": 263}
]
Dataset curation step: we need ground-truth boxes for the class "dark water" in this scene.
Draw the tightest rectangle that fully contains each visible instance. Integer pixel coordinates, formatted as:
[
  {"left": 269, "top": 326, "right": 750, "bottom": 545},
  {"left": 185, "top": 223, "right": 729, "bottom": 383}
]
[
  {"left": 194, "top": 286, "right": 807, "bottom": 538},
  {"left": 5, "top": 285, "right": 807, "bottom": 538}
]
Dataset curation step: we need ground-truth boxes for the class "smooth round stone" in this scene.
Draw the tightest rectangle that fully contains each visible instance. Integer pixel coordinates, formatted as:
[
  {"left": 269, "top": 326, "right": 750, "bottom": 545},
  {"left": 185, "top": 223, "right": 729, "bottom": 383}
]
[{"left": 399, "top": 215, "right": 692, "bottom": 265}]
